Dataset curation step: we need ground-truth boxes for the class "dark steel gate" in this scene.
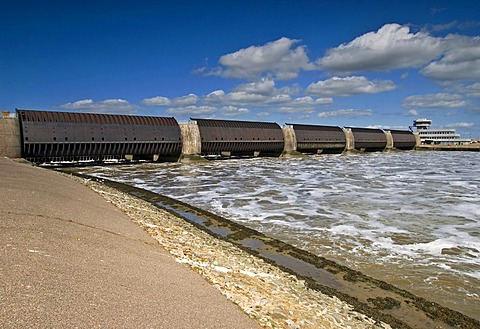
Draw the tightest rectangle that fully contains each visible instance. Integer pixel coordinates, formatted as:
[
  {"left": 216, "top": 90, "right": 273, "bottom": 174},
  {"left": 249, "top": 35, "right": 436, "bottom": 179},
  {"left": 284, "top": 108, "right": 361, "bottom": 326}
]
[
  {"left": 193, "top": 118, "right": 284, "bottom": 156},
  {"left": 349, "top": 127, "right": 387, "bottom": 151},
  {"left": 17, "top": 109, "right": 182, "bottom": 163},
  {"left": 390, "top": 130, "right": 416, "bottom": 150},
  {"left": 288, "top": 123, "right": 346, "bottom": 154}
]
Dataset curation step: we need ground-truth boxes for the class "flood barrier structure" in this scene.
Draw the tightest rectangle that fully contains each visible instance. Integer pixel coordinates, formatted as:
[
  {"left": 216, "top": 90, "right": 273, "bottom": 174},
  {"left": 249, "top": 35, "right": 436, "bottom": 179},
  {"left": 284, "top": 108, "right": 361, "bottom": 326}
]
[
  {"left": 192, "top": 118, "right": 284, "bottom": 157},
  {"left": 348, "top": 127, "right": 387, "bottom": 152},
  {"left": 16, "top": 109, "right": 182, "bottom": 163},
  {"left": 1, "top": 109, "right": 420, "bottom": 164},
  {"left": 390, "top": 129, "right": 416, "bottom": 150},
  {"left": 287, "top": 123, "right": 346, "bottom": 154}
]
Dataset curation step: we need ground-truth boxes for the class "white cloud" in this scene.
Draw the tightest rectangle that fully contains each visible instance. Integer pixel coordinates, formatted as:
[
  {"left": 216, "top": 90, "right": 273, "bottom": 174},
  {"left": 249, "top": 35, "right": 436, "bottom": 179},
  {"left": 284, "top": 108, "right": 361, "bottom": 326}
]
[
  {"left": 293, "top": 96, "right": 333, "bottom": 105},
  {"left": 141, "top": 96, "right": 170, "bottom": 106},
  {"left": 204, "top": 82, "right": 293, "bottom": 107},
  {"left": 58, "top": 99, "right": 137, "bottom": 113},
  {"left": 403, "top": 93, "right": 470, "bottom": 109},
  {"left": 220, "top": 106, "right": 250, "bottom": 117},
  {"left": 234, "top": 79, "right": 276, "bottom": 95},
  {"left": 421, "top": 35, "right": 480, "bottom": 80},
  {"left": 307, "top": 76, "right": 396, "bottom": 96},
  {"left": 406, "top": 109, "right": 418, "bottom": 116},
  {"left": 318, "top": 109, "right": 373, "bottom": 118},
  {"left": 428, "top": 21, "right": 459, "bottom": 32},
  {"left": 319, "top": 23, "right": 444, "bottom": 74},
  {"left": 464, "top": 82, "right": 480, "bottom": 97},
  {"left": 209, "top": 37, "right": 316, "bottom": 80},
  {"left": 447, "top": 82, "right": 480, "bottom": 98},
  {"left": 166, "top": 106, "right": 216, "bottom": 116},
  {"left": 142, "top": 94, "right": 198, "bottom": 107},
  {"left": 171, "top": 94, "right": 199, "bottom": 106},
  {"left": 366, "top": 124, "right": 408, "bottom": 130},
  {"left": 256, "top": 111, "right": 271, "bottom": 117},
  {"left": 446, "top": 122, "right": 474, "bottom": 128}
]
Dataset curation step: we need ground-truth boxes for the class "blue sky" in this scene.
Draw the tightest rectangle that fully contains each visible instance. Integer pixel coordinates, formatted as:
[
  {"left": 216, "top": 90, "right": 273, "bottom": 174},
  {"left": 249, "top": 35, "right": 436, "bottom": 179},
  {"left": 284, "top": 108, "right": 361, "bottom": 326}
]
[{"left": 1, "top": 1, "right": 480, "bottom": 137}]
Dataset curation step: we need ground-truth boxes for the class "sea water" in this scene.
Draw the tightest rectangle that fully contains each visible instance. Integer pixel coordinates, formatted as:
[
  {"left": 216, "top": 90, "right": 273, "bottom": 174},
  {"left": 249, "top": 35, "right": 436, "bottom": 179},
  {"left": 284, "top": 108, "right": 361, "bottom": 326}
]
[{"left": 77, "top": 151, "right": 480, "bottom": 319}]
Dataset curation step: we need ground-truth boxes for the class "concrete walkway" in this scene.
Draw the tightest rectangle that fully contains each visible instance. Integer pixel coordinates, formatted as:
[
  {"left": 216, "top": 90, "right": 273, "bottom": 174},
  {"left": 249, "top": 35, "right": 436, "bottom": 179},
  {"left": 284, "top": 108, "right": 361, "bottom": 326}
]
[{"left": 0, "top": 157, "right": 259, "bottom": 328}]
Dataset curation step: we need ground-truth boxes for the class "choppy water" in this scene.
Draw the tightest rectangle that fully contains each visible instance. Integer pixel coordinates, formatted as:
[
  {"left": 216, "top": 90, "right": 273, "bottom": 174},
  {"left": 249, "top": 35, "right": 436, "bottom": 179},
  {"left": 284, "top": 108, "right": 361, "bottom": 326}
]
[{"left": 77, "top": 151, "right": 480, "bottom": 319}]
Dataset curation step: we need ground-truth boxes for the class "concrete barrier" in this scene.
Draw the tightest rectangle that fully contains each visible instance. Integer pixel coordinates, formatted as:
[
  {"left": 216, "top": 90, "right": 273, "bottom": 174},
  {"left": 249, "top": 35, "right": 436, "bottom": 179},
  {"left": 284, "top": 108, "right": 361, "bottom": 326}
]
[
  {"left": 0, "top": 115, "right": 21, "bottom": 158},
  {"left": 384, "top": 130, "right": 394, "bottom": 150},
  {"left": 344, "top": 128, "right": 355, "bottom": 151},
  {"left": 280, "top": 126, "right": 306, "bottom": 157},
  {"left": 179, "top": 122, "right": 205, "bottom": 162},
  {"left": 0, "top": 109, "right": 420, "bottom": 162}
]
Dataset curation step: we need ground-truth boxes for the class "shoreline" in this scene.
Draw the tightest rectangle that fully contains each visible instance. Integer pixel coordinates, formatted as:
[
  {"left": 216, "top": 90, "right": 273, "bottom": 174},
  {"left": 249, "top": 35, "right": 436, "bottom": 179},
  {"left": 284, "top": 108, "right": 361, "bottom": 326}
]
[
  {"left": 70, "top": 173, "right": 390, "bottom": 329},
  {"left": 65, "top": 171, "right": 480, "bottom": 329}
]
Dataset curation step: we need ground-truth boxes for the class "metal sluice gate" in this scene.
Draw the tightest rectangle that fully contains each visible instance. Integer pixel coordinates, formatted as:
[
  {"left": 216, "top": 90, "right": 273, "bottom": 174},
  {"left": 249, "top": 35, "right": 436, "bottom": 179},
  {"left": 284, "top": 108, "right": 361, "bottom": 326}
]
[
  {"left": 288, "top": 123, "right": 346, "bottom": 154},
  {"left": 17, "top": 109, "right": 182, "bottom": 163},
  {"left": 192, "top": 118, "right": 284, "bottom": 156}
]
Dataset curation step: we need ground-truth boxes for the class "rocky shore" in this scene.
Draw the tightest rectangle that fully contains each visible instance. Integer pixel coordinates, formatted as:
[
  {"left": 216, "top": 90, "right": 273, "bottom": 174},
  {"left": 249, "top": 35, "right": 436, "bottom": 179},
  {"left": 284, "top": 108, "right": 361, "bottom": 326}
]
[{"left": 74, "top": 176, "right": 390, "bottom": 329}]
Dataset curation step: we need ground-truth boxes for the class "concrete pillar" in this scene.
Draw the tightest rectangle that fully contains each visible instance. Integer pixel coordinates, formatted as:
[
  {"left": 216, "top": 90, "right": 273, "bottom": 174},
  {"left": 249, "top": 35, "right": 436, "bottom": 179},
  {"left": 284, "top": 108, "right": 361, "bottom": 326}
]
[
  {"left": 414, "top": 132, "right": 421, "bottom": 148},
  {"left": 343, "top": 128, "right": 355, "bottom": 151},
  {"left": 384, "top": 130, "right": 393, "bottom": 150},
  {"left": 0, "top": 114, "right": 21, "bottom": 158},
  {"left": 281, "top": 126, "right": 304, "bottom": 158},
  {"left": 282, "top": 127, "right": 296, "bottom": 153},
  {"left": 178, "top": 122, "right": 205, "bottom": 162}
]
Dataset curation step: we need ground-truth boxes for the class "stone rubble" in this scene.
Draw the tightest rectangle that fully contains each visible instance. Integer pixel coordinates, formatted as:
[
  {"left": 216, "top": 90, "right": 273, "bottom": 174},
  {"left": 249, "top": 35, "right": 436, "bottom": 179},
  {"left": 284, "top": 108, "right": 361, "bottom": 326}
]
[{"left": 79, "top": 177, "right": 391, "bottom": 329}]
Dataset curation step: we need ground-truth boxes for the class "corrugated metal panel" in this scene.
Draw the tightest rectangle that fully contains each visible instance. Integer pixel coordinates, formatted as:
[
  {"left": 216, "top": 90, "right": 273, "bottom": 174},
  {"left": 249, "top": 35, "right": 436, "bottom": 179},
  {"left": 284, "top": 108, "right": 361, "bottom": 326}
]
[
  {"left": 390, "top": 130, "right": 416, "bottom": 150},
  {"left": 193, "top": 118, "right": 284, "bottom": 155},
  {"left": 288, "top": 123, "right": 346, "bottom": 153},
  {"left": 16, "top": 109, "right": 182, "bottom": 163},
  {"left": 349, "top": 127, "right": 387, "bottom": 151}
]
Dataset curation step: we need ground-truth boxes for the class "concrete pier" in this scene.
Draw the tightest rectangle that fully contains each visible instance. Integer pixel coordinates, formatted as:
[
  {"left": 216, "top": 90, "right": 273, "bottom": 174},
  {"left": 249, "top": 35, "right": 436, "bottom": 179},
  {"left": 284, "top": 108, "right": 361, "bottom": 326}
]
[
  {"left": 384, "top": 130, "right": 393, "bottom": 150},
  {"left": 280, "top": 126, "right": 305, "bottom": 158},
  {"left": 344, "top": 128, "right": 355, "bottom": 151},
  {"left": 178, "top": 122, "right": 206, "bottom": 162},
  {"left": 0, "top": 114, "right": 21, "bottom": 158}
]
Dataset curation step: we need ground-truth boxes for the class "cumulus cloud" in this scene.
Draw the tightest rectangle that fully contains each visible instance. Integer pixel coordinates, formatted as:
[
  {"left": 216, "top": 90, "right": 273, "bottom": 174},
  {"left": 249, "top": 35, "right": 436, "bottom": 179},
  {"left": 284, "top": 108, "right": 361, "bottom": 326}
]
[
  {"left": 319, "top": 23, "right": 444, "bottom": 74},
  {"left": 276, "top": 96, "right": 331, "bottom": 114},
  {"left": 421, "top": 35, "right": 480, "bottom": 80},
  {"left": 406, "top": 109, "right": 418, "bottom": 116},
  {"left": 172, "top": 94, "right": 199, "bottom": 106},
  {"left": 142, "top": 94, "right": 198, "bottom": 107},
  {"left": 220, "top": 106, "right": 250, "bottom": 117},
  {"left": 447, "top": 82, "right": 480, "bottom": 98},
  {"left": 166, "top": 105, "right": 216, "bottom": 116},
  {"left": 58, "top": 99, "right": 137, "bottom": 113},
  {"left": 142, "top": 79, "right": 332, "bottom": 119},
  {"left": 204, "top": 90, "right": 283, "bottom": 106},
  {"left": 318, "top": 109, "right": 373, "bottom": 118},
  {"left": 307, "top": 76, "right": 396, "bottom": 96},
  {"left": 204, "top": 80, "right": 295, "bottom": 107},
  {"left": 208, "top": 37, "right": 316, "bottom": 80},
  {"left": 366, "top": 124, "right": 408, "bottom": 130},
  {"left": 403, "top": 93, "right": 470, "bottom": 109},
  {"left": 141, "top": 96, "right": 170, "bottom": 106},
  {"left": 446, "top": 122, "right": 474, "bottom": 128},
  {"left": 464, "top": 82, "right": 480, "bottom": 97},
  {"left": 233, "top": 79, "right": 276, "bottom": 95}
]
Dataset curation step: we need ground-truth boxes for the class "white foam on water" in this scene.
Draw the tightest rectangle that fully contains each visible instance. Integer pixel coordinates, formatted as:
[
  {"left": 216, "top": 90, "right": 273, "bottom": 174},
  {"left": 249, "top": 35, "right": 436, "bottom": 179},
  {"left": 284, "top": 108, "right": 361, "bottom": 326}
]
[{"left": 78, "top": 151, "right": 480, "bottom": 318}]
